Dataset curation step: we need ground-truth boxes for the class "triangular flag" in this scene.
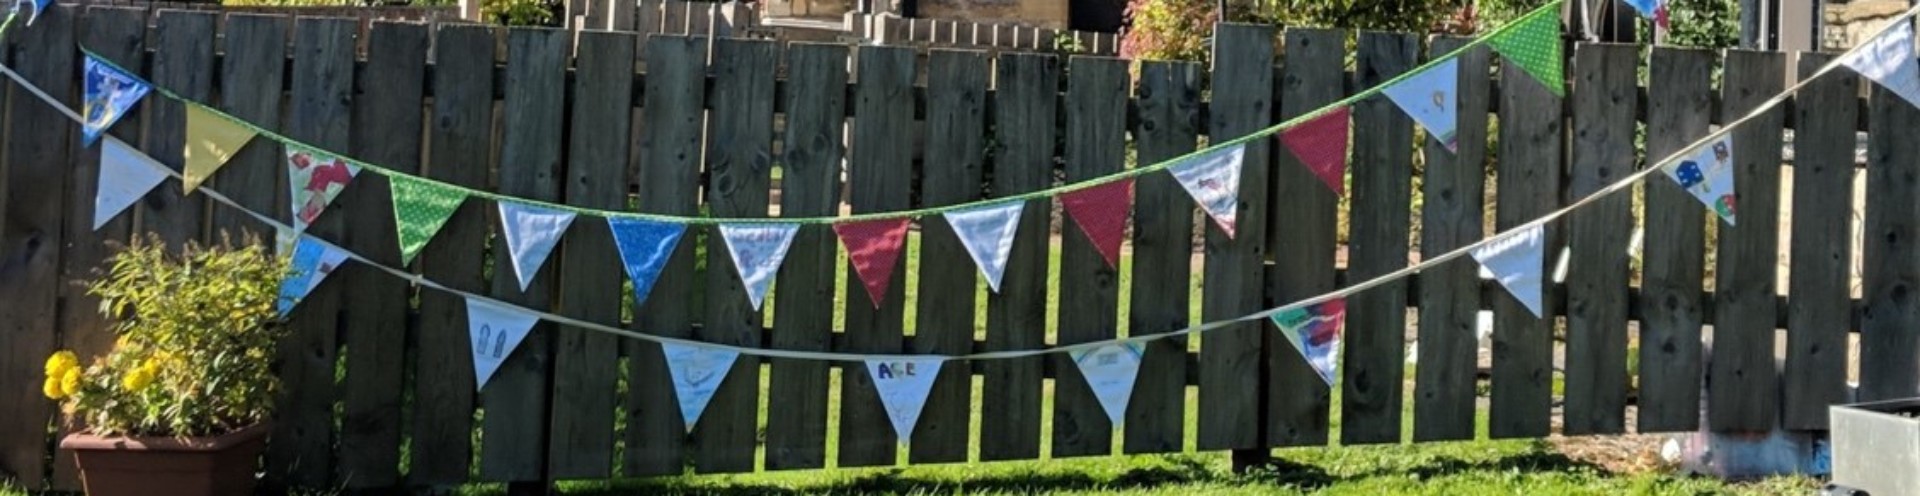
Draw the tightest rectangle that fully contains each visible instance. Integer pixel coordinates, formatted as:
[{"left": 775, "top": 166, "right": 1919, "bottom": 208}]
[
  {"left": 1490, "top": 9, "right": 1564, "bottom": 96},
  {"left": 719, "top": 223, "right": 799, "bottom": 311},
  {"left": 94, "top": 137, "right": 168, "bottom": 230},
  {"left": 661, "top": 341, "right": 740, "bottom": 433},
  {"left": 1383, "top": 58, "right": 1462, "bottom": 152},
  {"left": 944, "top": 202, "right": 1024, "bottom": 293},
  {"left": 286, "top": 144, "right": 360, "bottom": 233},
  {"left": 276, "top": 236, "right": 351, "bottom": 315},
  {"left": 834, "top": 218, "right": 912, "bottom": 307},
  {"left": 390, "top": 175, "right": 468, "bottom": 265},
  {"left": 1167, "top": 144, "right": 1246, "bottom": 238},
  {"left": 1270, "top": 299, "right": 1346, "bottom": 384},
  {"left": 465, "top": 297, "right": 540, "bottom": 389},
  {"left": 16, "top": 0, "right": 50, "bottom": 25},
  {"left": 866, "top": 357, "right": 945, "bottom": 442},
  {"left": 608, "top": 217, "right": 686, "bottom": 305},
  {"left": 1279, "top": 106, "right": 1352, "bottom": 196},
  {"left": 1658, "top": 135, "right": 1737, "bottom": 225},
  {"left": 497, "top": 202, "right": 577, "bottom": 292},
  {"left": 1841, "top": 19, "right": 1920, "bottom": 110},
  {"left": 1471, "top": 225, "right": 1547, "bottom": 318},
  {"left": 1059, "top": 179, "right": 1133, "bottom": 268},
  {"left": 81, "top": 56, "right": 151, "bottom": 147},
  {"left": 1623, "top": 0, "right": 1670, "bottom": 29},
  {"left": 1070, "top": 343, "right": 1144, "bottom": 424},
  {"left": 182, "top": 104, "right": 255, "bottom": 193}
]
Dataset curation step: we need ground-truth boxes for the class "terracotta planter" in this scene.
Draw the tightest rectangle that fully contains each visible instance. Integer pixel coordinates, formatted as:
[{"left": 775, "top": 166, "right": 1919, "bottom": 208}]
[{"left": 59, "top": 423, "right": 270, "bottom": 496}]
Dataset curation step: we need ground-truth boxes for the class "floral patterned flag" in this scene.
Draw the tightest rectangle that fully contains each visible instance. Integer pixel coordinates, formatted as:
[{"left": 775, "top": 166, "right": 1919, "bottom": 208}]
[
  {"left": 81, "top": 56, "right": 150, "bottom": 146},
  {"left": 662, "top": 342, "right": 740, "bottom": 433},
  {"left": 1279, "top": 106, "right": 1352, "bottom": 196},
  {"left": 1383, "top": 58, "right": 1462, "bottom": 152},
  {"left": 1841, "top": 19, "right": 1920, "bottom": 110},
  {"left": 277, "top": 235, "right": 351, "bottom": 315},
  {"left": 465, "top": 297, "right": 540, "bottom": 390},
  {"left": 286, "top": 144, "right": 360, "bottom": 233},
  {"left": 389, "top": 175, "right": 468, "bottom": 266},
  {"left": 1059, "top": 178, "right": 1134, "bottom": 268},
  {"left": 1168, "top": 144, "right": 1246, "bottom": 238},
  {"left": 94, "top": 137, "right": 168, "bottom": 230},
  {"left": 944, "top": 202, "right": 1025, "bottom": 293},
  {"left": 183, "top": 104, "right": 256, "bottom": 193},
  {"left": 1070, "top": 343, "right": 1145, "bottom": 424},
  {"left": 1623, "top": 0, "right": 1670, "bottom": 29},
  {"left": 1472, "top": 225, "right": 1548, "bottom": 318},
  {"left": 835, "top": 217, "right": 913, "bottom": 307},
  {"left": 608, "top": 218, "right": 686, "bottom": 306},
  {"left": 866, "top": 356, "right": 945, "bottom": 442},
  {"left": 1659, "top": 136, "right": 1738, "bottom": 225},
  {"left": 1490, "top": 9, "right": 1565, "bottom": 96},
  {"left": 1271, "top": 299, "right": 1346, "bottom": 384},
  {"left": 497, "top": 202, "right": 578, "bottom": 292},
  {"left": 719, "top": 223, "right": 800, "bottom": 311}
]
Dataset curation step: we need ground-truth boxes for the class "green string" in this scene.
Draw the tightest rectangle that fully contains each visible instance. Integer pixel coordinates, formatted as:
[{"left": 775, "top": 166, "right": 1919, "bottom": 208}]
[{"left": 80, "top": 0, "right": 1561, "bottom": 225}]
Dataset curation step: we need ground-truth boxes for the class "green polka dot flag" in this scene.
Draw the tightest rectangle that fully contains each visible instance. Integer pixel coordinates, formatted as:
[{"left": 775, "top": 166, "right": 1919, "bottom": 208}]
[
  {"left": 1491, "top": 9, "right": 1564, "bottom": 97},
  {"left": 390, "top": 174, "right": 469, "bottom": 266}
]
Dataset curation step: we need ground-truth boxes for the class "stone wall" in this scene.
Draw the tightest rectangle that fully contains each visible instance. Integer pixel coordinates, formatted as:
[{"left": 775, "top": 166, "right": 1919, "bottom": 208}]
[{"left": 1825, "top": 0, "right": 1908, "bottom": 50}]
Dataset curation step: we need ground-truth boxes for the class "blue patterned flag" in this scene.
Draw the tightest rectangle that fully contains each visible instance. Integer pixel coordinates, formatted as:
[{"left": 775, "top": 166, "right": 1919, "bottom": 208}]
[
  {"left": 608, "top": 217, "right": 686, "bottom": 306},
  {"left": 277, "top": 236, "right": 350, "bottom": 315},
  {"left": 81, "top": 56, "right": 151, "bottom": 146},
  {"left": 1659, "top": 136, "right": 1737, "bottom": 225},
  {"left": 662, "top": 342, "right": 740, "bottom": 433}
]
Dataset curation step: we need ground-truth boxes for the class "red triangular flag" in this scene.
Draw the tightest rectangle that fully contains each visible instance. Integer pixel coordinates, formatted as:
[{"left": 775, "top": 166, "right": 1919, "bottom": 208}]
[
  {"left": 1278, "top": 106, "right": 1351, "bottom": 196},
  {"left": 834, "top": 218, "right": 913, "bottom": 307},
  {"left": 1059, "top": 179, "right": 1133, "bottom": 268}
]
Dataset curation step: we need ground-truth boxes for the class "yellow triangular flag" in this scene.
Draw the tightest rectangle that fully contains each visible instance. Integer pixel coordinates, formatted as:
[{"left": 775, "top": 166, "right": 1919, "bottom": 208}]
[{"left": 182, "top": 104, "right": 256, "bottom": 193}]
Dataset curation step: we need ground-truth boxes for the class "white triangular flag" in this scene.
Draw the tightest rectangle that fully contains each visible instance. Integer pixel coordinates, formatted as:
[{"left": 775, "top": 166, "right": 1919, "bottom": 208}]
[
  {"left": 1070, "top": 343, "right": 1144, "bottom": 425},
  {"left": 95, "top": 137, "right": 169, "bottom": 230},
  {"left": 943, "top": 202, "right": 1024, "bottom": 292},
  {"left": 866, "top": 356, "right": 945, "bottom": 442},
  {"left": 1167, "top": 144, "right": 1246, "bottom": 238},
  {"left": 661, "top": 341, "right": 740, "bottom": 433},
  {"left": 1382, "top": 58, "right": 1462, "bottom": 152},
  {"left": 1471, "top": 225, "right": 1547, "bottom": 318},
  {"left": 497, "top": 202, "right": 577, "bottom": 292},
  {"left": 1841, "top": 19, "right": 1920, "bottom": 110},
  {"left": 1659, "top": 136, "right": 1738, "bottom": 225},
  {"left": 465, "top": 297, "right": 540, "bottom": 389},
  {"left": 719, "top": 223, "right": 799, "bottom": 310}
]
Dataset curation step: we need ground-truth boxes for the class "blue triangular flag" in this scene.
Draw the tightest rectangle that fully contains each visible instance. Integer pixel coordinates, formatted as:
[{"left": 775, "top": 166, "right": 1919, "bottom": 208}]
[
  {"left": 866, "top": 356, "right": 945, "bottom": 442},
  {"left": 94, "top": 137, "right": 168, "bottom": 230},
  {"left": 662, "top": 341, "right": 740, "bottom": 433},
  {"left": 1382, "top": 58, "right": 1461, "bottom": 152},
  {"left": 81, "top": 56, "right": 151, "bottom": 147},
  {"left": 498, "top": 202, "right": 577, "bottom": 292},
  {"left": 277, "top": 236, "right": 350, "bottom": 315},
  {"left": 608, "top": 217, "right": 686, "bottom": 306},
  {"left": 1842, "top": 19, "right": 1920, "bottom": 111},
  {"left": 1471, "top": 225, "right": 1547, "bottom": 318},
  {"left": 1070, "top": 343, "right": 1145, "bottom": 424}
]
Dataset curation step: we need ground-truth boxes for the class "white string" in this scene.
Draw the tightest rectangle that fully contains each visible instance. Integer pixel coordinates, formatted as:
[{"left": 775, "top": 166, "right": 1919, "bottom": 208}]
[{"left": 11, "top": 6, "right": 1912, "bottom": 362}]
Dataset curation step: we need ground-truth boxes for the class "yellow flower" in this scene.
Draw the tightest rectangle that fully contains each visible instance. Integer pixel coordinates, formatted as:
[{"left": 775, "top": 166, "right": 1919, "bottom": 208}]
[
  {"left": 121, "top": 366, "right": 155, "bottom": 392},
  {"left": 42, "top": 377, "right": 64, "bottom": 400},
  {"left": 59, "top": 367, "right": 83, "bottom": 397},
  {"left": 114, "top": 335, "right": 129, "bottom": 348},
  {"left": 44, "top": 350, "right": 77, "bottom": 378}
]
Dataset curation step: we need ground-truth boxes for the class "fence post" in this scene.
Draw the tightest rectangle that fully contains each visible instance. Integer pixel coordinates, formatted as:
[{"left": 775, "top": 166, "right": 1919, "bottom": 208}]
[{"left": 1200, "top": 22, "right": 1274, "bottom": 469}]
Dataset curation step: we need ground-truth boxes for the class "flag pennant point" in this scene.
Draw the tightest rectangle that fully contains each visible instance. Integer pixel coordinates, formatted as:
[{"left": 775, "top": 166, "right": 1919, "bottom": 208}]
[
  {"left": 465, "top": 297, "right": 539, "bottom": 390},
  {"left": 94, "top": 137, "right": 169, "bottom": 230},
  {"left": 82, "top": 56, "right": 151, "bottom": 147},
  {"left": 835, "top": 218, "right": 913, "bottom": 307},
  {"left": 1383, "top": 58, "right": 1463, "bottom": 153},
  {"left": 867, "top": 357, "right": 945, "bottom": 442},
  {"left": 183, "top": 104, "right": 257, "bottom": 193},
  {"left": 1059, "top": 179, "right": 1133, "bottom": 268},
  {"left": 1841, "top": 20, "right": 1920, "bottom": 110},
  {"left": 720, "top": 223, "right": 800, "bottom": 311},
  {"left": 286, "top": 145, "right": 360, "bottom": 233},
  {"left": 662, "top": 342, "right": 740, "bottom": 433},
  {"left": 1279, "top": 107, "right": 1352, "bottom": 196},
  {"left": 609, "top": 218, "right": 687, "bottom": 306},
  {"left": 390, "top": 175, "right": 469, "bottom": 266},
  {"left": 1471, "top": 225, "right": 1548, "bottom": 318},
  {"left": 944, "top": 202, "right": 1025, "bottom": 293},
  {"left": 1490, "top": 11, "right": 1565, "bottom": 96},
  {"left": 497, "top": 202, "right": 578, "bottom": 292},
  {"left": 1168, "top": 144, "right": 1246, "bottom": 238},
  {"left": 1270, "top": 299, "right": 1346, "bottom": 384},
  {"left": 276, "top": 236, "right": 351, "bottom": 316},
  {"left": 1071, "top": 343, "right": 1145, "bottom": 424}
]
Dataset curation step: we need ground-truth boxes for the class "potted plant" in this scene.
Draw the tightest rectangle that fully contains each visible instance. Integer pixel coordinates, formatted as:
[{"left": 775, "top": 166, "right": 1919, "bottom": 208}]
[{"left": 45, "top": 234, "right": 289, "bottom": 496}]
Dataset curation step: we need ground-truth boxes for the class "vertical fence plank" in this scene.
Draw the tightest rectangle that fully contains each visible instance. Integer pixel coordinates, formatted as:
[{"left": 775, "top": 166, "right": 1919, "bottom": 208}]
[
  {"left": 1488, "top": 45, "right": 1564, "bottom": 440},
  {"left": 696, "top": 37, "right": 775, "bottom": 474},
  {"left": 911, "top": 49, "right": 987, "bottom": 464},
  {"left": 1198, "top": 22, "right": 1275, "bottom": 453},
  {"left": 1125, "top": 59, "right": 1199, "bottom": 455},
  {"left": 1412, "top": 36, "right": 1489, "bottom": 442},
  {"left": 1638, "top": 47, "right": 1711, "bottom": 432},
  {"left": 1709, "top": 49, "right": 1785, "bottom": 431},
  {"left": 1053, "top": 55, "right": 1127, "bottom": 458},
  {"left": 838, "top": 44, "right": 915, "bottom": 468},
  {"left": 136, "top": 10, "right": 213, "bottom": 250},
  {"left": 209, "top": 13, "right": 287, "bottom": 237},
  {"left": 1268, "top": 27, "right": 1343, "bottom": 447},
  {"left": 549, "top": 29, "right": 635, "bottom": 479},
  {"left": 1563, "top": 42, "right": 1635, "bottom": 435},
  {"left": 1860, "top": 50, "right": 1920, "bottom": 401},
  {"left": 981, "top": 52, "right": 1055, "bottom": 462},
  {"left": 411, "top": 23, "right": 495, "bottom": 486},
  {"left": 1341, "top": 31, "right": 1416, "bottom": 445},
  {"left": 268, "top": 17, "right": 354, "bottom": 489},
  {"left": 764, "top": 43, "right": 847, "bottom": 471},
  {"left": 1783, "top": 53, "right": 1857, "bottom": 430},
  {"left": 479, "top": 26, "right": 569, "bottom": 483}
]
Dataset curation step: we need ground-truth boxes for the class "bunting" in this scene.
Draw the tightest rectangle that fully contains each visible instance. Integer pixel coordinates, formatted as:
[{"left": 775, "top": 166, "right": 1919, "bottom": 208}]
[
  {"left": 1279, "top": 107, "right": 1352, "bottom": 196},
  {"left": 15, "top": 0, "right": 50, "bottom": 24},
  {"left": 465, "top": 297, "right": 540, "bottom": 389},
  {"left": 1167, "top": 144, "right": 1246, "bottom": 238},
  {"left": 867, "top": 357, "right": 944, "bottom": 442},
  {"left": 720, "top": 223, "right": 799, "bottom": 311},
  {"left": 1490, "top": 9, "right": 1564, "bottom": 96},
  {"left": 94, "top": 137, "right": 168, "bottom": 230},
  {"left": 1070, "top": 343, "right": 1144, "bottom": 424},
  {"left": 81, "top": 56, "right": 150, "bottom": 146},
  {"left": 1383, "top": 58, "right": 1461, "bottom": 152},
  {"left": 661, "top": 342, "right": 740, "bottom": 432},
  {"left": 1623, "top": 0, "right": 1670, "bottom": 29},
  {"left": 1059, "top": 179, "right": 1133, "bottom": 268},
  {"left": 497, "top": 202, "right": 577, "bottom": 292},
  {"left": 286, "top": 144, "right": 360, "bottom": 233},
  {"left": 1659, "top": 136, "right": 1737, "bottom": 224},
  {"left": 944, "top": 202, "right": 1024, "bottom": 293},
  {"left": 1472, "top": 225, "right": 1547, "bottom": 318},
  {"left": 835, "top": 218, "right": 913, "bottom": 307},
  {"left": 182, "top": 104, "right": 256, "bottom": 193},
  {"left": 1271, "top": 299, "right": 1346, "bottom": 384},
  {"left": 390, "top": 175, "right": 468, "bottom": 266},
  {"left": 608, "top": 218, "right": 686, "bottom": 306},
  {"left": 277, "top": 236, "right": 350, "bottom": 315},
  {"left": 1840, "top": 19, "right": 1920, "bottom": 110}
]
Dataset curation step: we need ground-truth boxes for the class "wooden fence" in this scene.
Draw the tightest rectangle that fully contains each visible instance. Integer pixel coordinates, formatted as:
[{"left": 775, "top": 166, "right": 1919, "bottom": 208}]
[{"left": 0, "top": 3, "right": 1902, "bottom": 493}]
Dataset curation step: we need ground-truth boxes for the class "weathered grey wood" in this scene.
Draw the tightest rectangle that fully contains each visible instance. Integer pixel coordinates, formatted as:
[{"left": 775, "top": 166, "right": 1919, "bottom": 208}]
[
  {"left": 1198, "top": 22, "right": 1276, "bottom": 453},
  {"left": 1488, "top": 41, "right": 1564, "bottom": 439},
  {"left": 695, "top": 37, "right": 775, "bottom": 474},
  {"left": 1341, "top": 31, "right": 1417, "bottom": 445},
  {"left": 911, "top": 49, "right": 987, "bottom": 465},
  {"left": 1860, "top": 52, "right": 1920, "bottom": 402},
  {"left": 1412, "top": 36, "right": 1489, "bottom": 443},
  {"left": 981, "top": 52, "right": 1055, "bottom": 461},
  {"left": 479, "top": 27, "right": 569, "bottom": 483},
  {"left": 411, "top": 23, "right": 495, "bottom": 486},
  {"left": 626, "top": 35, "right": 706, "bottom": 476},
  {"left": 1638, "top": 47, "right": 1711, "bottom": 433},
  {"left": 135, "top": 10, "right": 213, "bottom": 250},
  {"left": 1268, "top": 27, "right": 1343, "bottom": 447},
  {"left": 1125, "top": 59, "right": 1199, "bottom": 455},
  {"left": 207, "top": 13, "right": 286, "bottom": 237},
  {"left": 1562, "top": 42, "right": 1635, "bottom": 436},
  {"left": 1053, "top": 55, "right": 1127, "bottom": 458},
  {"left": 764, "top": 43, "right": 847, "bottom": 472},
  {"left": 1709, "top": 50, "right": 1785, "bottom": 432},
  {"left": 838, "top": 44, "right": 915, "bottom": 468},
  {"left": 337, "top": 20, "right": 426, "bottom": 489},
  {"left": 267, "top": 16, "right": 353, "bottom": 489},
  {"left": 549, "top": 29, "right": 635, "bottom": 480},
  {"left": 1783, "top": 53, "right": 1857, "bottom": 430}
]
